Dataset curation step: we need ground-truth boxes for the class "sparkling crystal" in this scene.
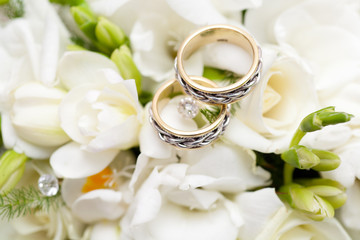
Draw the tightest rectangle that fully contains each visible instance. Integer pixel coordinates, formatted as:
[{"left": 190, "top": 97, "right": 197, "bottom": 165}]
[
  {"left": 38, "top": 174, "right": 59, "bottom": 196},
  {"left": 178, "top": 97, "right": 199, "bottom": 119}
]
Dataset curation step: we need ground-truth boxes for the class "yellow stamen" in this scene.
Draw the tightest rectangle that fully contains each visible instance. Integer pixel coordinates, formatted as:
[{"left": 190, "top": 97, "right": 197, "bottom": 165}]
[{"left": 82, "top": 167, "right": 117, "bottom": 193}]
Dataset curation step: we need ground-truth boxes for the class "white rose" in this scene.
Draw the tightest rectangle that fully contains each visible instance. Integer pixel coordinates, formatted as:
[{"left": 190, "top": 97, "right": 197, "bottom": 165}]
[
  {"left": 245, "top": 0, "right": 360, "bottom": 115},
  {"left": 236, "top": 188, "right": 351, "bottom": 240},
  {"left": 224, "top": 46, "right": 319, "bottom": 153}
]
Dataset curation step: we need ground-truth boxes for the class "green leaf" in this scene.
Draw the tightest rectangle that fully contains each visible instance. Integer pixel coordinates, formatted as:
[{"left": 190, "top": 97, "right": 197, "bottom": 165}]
[
  {"left": 0, "top": 186, "right": 63, "bottom": 221},
  {"left": 200, "top": 106, "right": 221, "bottom": 124}
]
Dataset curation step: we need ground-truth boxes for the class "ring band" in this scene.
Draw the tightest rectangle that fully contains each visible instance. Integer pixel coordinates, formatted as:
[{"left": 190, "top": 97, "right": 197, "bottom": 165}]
[
  {"left": 149, "top": 77, "right": 230, "bottom": 149},
  {"left": 175, "top": 24, "right": 262, "bottom": 104}
]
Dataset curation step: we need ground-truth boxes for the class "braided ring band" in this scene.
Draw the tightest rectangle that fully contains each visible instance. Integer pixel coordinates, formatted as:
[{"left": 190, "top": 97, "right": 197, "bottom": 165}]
[
  {"left": 149, "top": 77, "right": 230, "bottom": 149},
  {"left": 176, "top": 24, "right": 262, "bottom": 104}
]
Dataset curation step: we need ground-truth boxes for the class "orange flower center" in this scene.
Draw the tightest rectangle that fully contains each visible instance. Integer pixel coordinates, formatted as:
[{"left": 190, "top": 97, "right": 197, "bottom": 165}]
[{"left": 82, "top": 167, "right": 117, "bottom": 193}]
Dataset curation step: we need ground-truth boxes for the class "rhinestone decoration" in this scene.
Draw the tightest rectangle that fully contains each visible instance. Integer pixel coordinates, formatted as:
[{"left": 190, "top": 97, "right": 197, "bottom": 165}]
[
  {"left": 178, "top": 97, "right": 199, "bottom": 119},
  {"left": 38, "top": 174, "right": 59, "bottom": 197}
]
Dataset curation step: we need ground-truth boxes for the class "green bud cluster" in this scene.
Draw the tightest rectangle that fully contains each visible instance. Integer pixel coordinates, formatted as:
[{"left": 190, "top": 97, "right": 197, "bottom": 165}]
[
  {"left": 70, "top": 3, "right": 127, "bottom": 55},
  {"left": 279, "top": 179, "right": 346, "bottom": 221},
  {"left": 0, "top": 150, "right": 28, "bottom": 193},
  {"left": 69, "top": 2, "right": 142, "bottom": 94}
]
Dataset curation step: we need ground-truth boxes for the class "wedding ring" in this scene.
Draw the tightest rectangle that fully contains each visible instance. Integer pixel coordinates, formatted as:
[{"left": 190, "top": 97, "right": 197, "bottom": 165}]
[
  {"left": 149, "top": 77, "right": 230, "bottom": 149},
  {"left": 175, "top": 24, "right": 262, "bottom": 104}
]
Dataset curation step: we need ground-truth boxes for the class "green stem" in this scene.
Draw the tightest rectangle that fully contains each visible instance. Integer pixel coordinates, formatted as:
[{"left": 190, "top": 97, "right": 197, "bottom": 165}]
[
  {"left": 289, "top": 128, "right": 306, "bottom": 147},
  {"left": 283, "top": 163, "right": 295, "bottom": 185}
]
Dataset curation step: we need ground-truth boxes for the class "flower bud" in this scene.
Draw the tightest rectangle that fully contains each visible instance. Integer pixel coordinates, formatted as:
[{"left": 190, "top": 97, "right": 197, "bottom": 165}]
[
  {"left": 295, "top": 178, "right": 346, "bottom": 209},
  {"left": 300, "top": 106, "right": 353, "bottom": 132},
  {"left": 70, "top": 3, "right": 97, "bottom": 40},
  {"left": 0, "top": 150, "right": 27, "bottom": 193},
  {"left": 111, "top": 45, "right": 142, "bottom": 94},
  {"left": 279, "top": 183, "right": 334, "bottom": 221},
  {"left": 95, "top": 17, "right": 127, "bottom": 51},
  {"left": 310, "top": 149, "right": 341, "bottom": 171},
  {"left": 281, "top": 145, "right": 320, "bottom": 169}
]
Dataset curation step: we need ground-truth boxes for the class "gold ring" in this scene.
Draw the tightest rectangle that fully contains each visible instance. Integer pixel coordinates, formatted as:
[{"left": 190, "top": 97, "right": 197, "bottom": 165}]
[
  {"left": 175, "top": 24, "right": 262, "bottom": 104},
  {"left": 149, "top": 76, "right": 230, "bottom": 149}
]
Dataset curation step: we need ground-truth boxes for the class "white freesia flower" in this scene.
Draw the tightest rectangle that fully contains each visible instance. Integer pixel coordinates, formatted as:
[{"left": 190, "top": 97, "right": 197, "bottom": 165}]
[
  {"left": 236, "top": 188, "right": 351, "bottom": 240},
  {"left": 0, "top": 0, "right": 70, "bottom": 159},
  {"left": 224, "top": 46, "right": 318, "bottom": 153},
  {"left": 245, "top": 0, "right": 360, "bottom": 115},
  {"left": 61, "top": 151, "right": 135, "bottom": 223},
  {"left": 50, "top": 51, "right": 142, "bottom": 178},
  {"left": 120, "top": 142, "right": 269, "bottom": 239}
]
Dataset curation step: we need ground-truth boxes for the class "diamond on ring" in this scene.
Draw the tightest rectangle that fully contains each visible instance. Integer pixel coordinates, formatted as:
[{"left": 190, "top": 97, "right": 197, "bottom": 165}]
[{"left": 178, "top": 97, "right": 199, "bottom": 119}]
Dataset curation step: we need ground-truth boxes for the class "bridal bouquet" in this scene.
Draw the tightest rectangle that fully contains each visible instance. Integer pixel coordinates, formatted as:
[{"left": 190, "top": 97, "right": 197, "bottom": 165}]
[{"left": 0, "top": 0, "right": 359, "bottom": 239}]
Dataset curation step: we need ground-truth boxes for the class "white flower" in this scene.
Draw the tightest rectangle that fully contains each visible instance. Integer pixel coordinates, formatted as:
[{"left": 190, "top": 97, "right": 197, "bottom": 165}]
[
  {"left": 61, "top": 151, "right": 135, "bottom": 223},
  {"left": 2, "top": 82, "right": 70, "bottom": 158},
  {"left": 120, "top": 142, "right": 269, "bottom": 239},
  {"left": 0, "top": 0, "right": 70, "bottom": 159},
  {"left": 236, "top": 188, "right": 351, "bottom": 240},
  {"left": 50, "top": 51, "right": 143, "bottom": 178},
  {"left": 224, "top": 46, "right": 319, "bottom": 153},
  {"left": 245, "top": 0, "right": 360, "bottom": 115}
]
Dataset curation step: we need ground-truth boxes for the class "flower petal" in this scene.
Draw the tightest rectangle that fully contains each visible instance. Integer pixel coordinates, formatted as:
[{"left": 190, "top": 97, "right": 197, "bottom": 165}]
[
  {"left": 86, "top": 115, "right": 140, "bottom": 152},
  {"left": 61, "top": 178, "right": 87, "bottom": 207},
  {"left": 71, "top": 189, "right": 125, "bottom": 223},
  {"left": 236, "top": 188, "right": 284, "bottom": 240},
  {"left": 166, "top": 0, "right": 227, "bottom": 25},
  {"left": 137, "top": 201, "right": 238, "bottom": 240},
  {"left": 90, "top": 221, "right": 121, "bottom": 240},
  {"left": 50, "top": 142, "right": 118, "bottom": 178},
  {"left": 2, "top": 113, "right": 57, "bottom": 159},
  {"left": 182, "top": 143, "right": 270, "bottom": 192},
  {"left": 58, "top": 51, "right": 118, "bottom": 90},
  {"left": 139, "top": 104, "right": 173, "bottom": 159}
]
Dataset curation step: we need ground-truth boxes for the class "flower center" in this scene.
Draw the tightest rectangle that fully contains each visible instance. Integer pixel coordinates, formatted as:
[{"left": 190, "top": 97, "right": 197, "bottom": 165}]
[{"left": 82, "top": 167, "right": 117, "bottom": 193}]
